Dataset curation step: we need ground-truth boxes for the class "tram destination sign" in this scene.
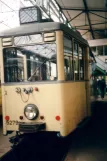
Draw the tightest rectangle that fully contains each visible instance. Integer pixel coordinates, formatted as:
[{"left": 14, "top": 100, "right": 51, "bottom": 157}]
[{"left": 14, "top": 34, "right": 43, "bottom": 46}]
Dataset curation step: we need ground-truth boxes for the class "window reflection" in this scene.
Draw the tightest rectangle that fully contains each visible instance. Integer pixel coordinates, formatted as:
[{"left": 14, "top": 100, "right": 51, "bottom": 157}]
[
  {"left": 79, "top": 46, "right": 84, "bottom": 80},
  {"left": 74, "top": 42, "right": 79, "bottom": 80},
  {"left": 3, "top": 48, "right": 24, "bottom": 82},
  {"left": 64, "top": 36, "right": 73, "bottom": 80},
  {"left": 14, "top": 34, "right": 43, "bottom": 45},
  {"left": 64, "top": 56, "right": 70, "bottom": 80},
  {"left": 64, "top": 36, "right": 85, "bottom": 81},
  {"left": 3, "top": 43, "right": 57, "bottom": 82}
]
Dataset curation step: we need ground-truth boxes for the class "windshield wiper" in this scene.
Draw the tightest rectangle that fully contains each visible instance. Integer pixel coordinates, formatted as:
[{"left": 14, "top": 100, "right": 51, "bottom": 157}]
[{"left": 28, "top": 58, "right": 48, "bottom": 81}]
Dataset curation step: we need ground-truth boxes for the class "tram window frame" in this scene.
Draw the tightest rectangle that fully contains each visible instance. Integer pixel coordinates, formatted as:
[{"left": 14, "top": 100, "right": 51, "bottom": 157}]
[
  {"left": 27, "top": 53, "right": 57, "bottom": 81},
  {"left": 79, "top": 45, "right": 84, "bottom": 80},
  {"left": 73, "top": 41, "right": 85, "bottom": 81},
  {"left": 64, "top": 55, "right": 74, "bottom": 81},
  {"left": 64, "top": 35, "right": 74, "bottom": 81},
  {"left": 3, "top": 42, "right": 58, "bottom": 83},
  {"left": 63, "top": 35, "right": 85, "bottom": 82},
  {"left": 14, "top": 34, "right": 43, "bottom": 46},
  {"left": 26, "top": 43, "right": 57, "bottom": 82},
  {"left": 3, "top": 47, "right": 24, "bottom": 82},
  {"left": 74, "top": 41, "right": 79, "bottom": 81}
]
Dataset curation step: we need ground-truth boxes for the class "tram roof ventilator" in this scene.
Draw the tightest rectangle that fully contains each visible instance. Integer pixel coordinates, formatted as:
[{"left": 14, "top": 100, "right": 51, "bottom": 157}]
[{"left": 19, "top": 6, "right": 53, "bottom": 25}]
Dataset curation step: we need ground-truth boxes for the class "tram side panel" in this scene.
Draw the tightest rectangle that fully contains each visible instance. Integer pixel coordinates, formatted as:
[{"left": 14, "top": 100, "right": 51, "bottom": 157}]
[
  {"left": 60, "top": 82, "right": 87, "bottom": 136},
  {"left": 59, "top": 45, "right": 90, "bottom": 136},
  {"left": 0, "top": 87, "right": 2, "bottom": 116}
]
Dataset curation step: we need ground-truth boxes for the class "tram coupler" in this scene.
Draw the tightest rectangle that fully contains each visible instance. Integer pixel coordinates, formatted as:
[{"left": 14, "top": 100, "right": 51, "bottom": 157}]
[{"left": 9, "top": 132, "right": 24, "bottom": 148}]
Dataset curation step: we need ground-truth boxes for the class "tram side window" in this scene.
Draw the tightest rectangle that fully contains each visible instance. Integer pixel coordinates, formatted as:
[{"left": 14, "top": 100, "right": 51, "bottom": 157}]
[
  {"left": 64, "top": 36, "right": 73, "bottom": 80},
  {"left": 79, "top": 46, "right": 84, "bottom": 80},
  {"left": 64, "top": 56, "right": 70, "bottom": 80},
  {"left": 74, "top": 42, "right": 79, "bottom": 80},
  {"left": 3, "top": 48, "right": 24, "bottom": 82}
]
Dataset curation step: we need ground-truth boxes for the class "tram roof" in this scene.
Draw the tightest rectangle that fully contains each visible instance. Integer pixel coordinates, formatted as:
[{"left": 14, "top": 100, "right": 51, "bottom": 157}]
[{"left": 0, "top": 22, "right": 88, "bottom": 46}]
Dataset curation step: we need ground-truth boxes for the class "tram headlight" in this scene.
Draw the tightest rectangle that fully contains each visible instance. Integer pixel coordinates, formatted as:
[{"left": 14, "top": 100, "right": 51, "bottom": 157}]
[{"left": 24, "top": 104, "right": 39, "bottom": 120}]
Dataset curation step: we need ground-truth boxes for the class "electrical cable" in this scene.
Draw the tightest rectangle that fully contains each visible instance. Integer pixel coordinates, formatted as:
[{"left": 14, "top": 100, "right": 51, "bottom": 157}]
[{"left": 20, "top": 92, "right": 29, "bottom": 103}]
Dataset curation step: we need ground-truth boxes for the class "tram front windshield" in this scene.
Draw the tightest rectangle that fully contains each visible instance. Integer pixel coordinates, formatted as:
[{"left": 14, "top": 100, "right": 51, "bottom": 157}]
[{"left": 3, "top": 43, "right": 57, "bottom": 82}]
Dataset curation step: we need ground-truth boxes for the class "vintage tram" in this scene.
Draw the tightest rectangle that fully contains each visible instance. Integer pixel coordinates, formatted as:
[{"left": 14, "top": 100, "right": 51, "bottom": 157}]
[{"left": 0, "top": 6, "right": 90, "bottom": 137}]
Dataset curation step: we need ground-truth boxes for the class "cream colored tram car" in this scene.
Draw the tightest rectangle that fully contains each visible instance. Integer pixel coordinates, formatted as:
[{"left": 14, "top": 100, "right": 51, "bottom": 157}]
[
  {"left": 0, "top": 20, "right": 90, "bottom": 137},
  {"left": 0, "top": 86, "right": 2, "bottom": 116}
]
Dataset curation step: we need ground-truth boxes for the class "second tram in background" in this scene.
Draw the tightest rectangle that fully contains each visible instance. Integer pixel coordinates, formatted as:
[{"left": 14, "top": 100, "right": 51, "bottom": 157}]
[{"left": 0, "top": 6, "right": 90, "bottom": 137}]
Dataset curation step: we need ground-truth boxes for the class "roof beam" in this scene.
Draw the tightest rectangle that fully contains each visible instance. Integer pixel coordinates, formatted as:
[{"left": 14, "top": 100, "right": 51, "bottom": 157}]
[
  {"left": 76, "top": 28, "right": 89, "bottom": 30},
  {"left": 61, "top": 7, "right": 107, "bottom": 12},
  {"left": 68, "top": 11, "right": 84, "bottom": 23},
  {"left": 90, "top": 11, "right": 107, "bottom": 20},
  {"left": 83, "top": 0, "right": 95, "bottom": 39},
  {"left": 76, "top": 28, "right": 107, "bottom": 32},
  {"left": 88, "top": 39, "right": 107, "bottom": 47},
  {"left": 75, "top": 21, "right": 107, "bottom": 27},
  {"left": 82, "top": 30, "right": 89, "bottom": 36}
]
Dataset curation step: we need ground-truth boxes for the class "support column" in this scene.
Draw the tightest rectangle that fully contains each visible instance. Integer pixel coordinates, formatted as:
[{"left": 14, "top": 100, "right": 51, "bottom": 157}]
[
  {"left": 0, "top": 39, "right": 7, "bottom": 134},
  {"left": 56, "top": 31, "right": 65, "bottom": 81}
]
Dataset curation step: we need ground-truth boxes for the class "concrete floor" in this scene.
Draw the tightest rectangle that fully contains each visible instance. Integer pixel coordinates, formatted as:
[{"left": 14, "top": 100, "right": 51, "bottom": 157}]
[
  {"left": 65, "top": 99, "right": 107, "bottom": 161},
  {"left": 0, "top": 128, "right": 11, "bottom": 158}
]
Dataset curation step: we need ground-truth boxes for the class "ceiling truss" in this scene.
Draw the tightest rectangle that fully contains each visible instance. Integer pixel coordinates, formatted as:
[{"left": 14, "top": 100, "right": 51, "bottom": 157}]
[
  {"left": 0, "top": 0, "right": 107, "bottom": 40},
  {"left": 83, "top": 0, "right": 95, "bottom": 39},
  {"left": 61, "top": 7, "right": 107, "bottom": 12},
  {"left": 68, "top": 11, "right": 84, "bottom": 23},
  {"left": 58, "top": 0, "right": 107, "bottom": 39}
]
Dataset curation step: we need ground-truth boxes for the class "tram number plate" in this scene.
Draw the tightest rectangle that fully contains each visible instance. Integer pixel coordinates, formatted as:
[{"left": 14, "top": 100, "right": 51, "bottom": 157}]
[{"left": 6, "top": 120, "right": 19, "bottom": 125}]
